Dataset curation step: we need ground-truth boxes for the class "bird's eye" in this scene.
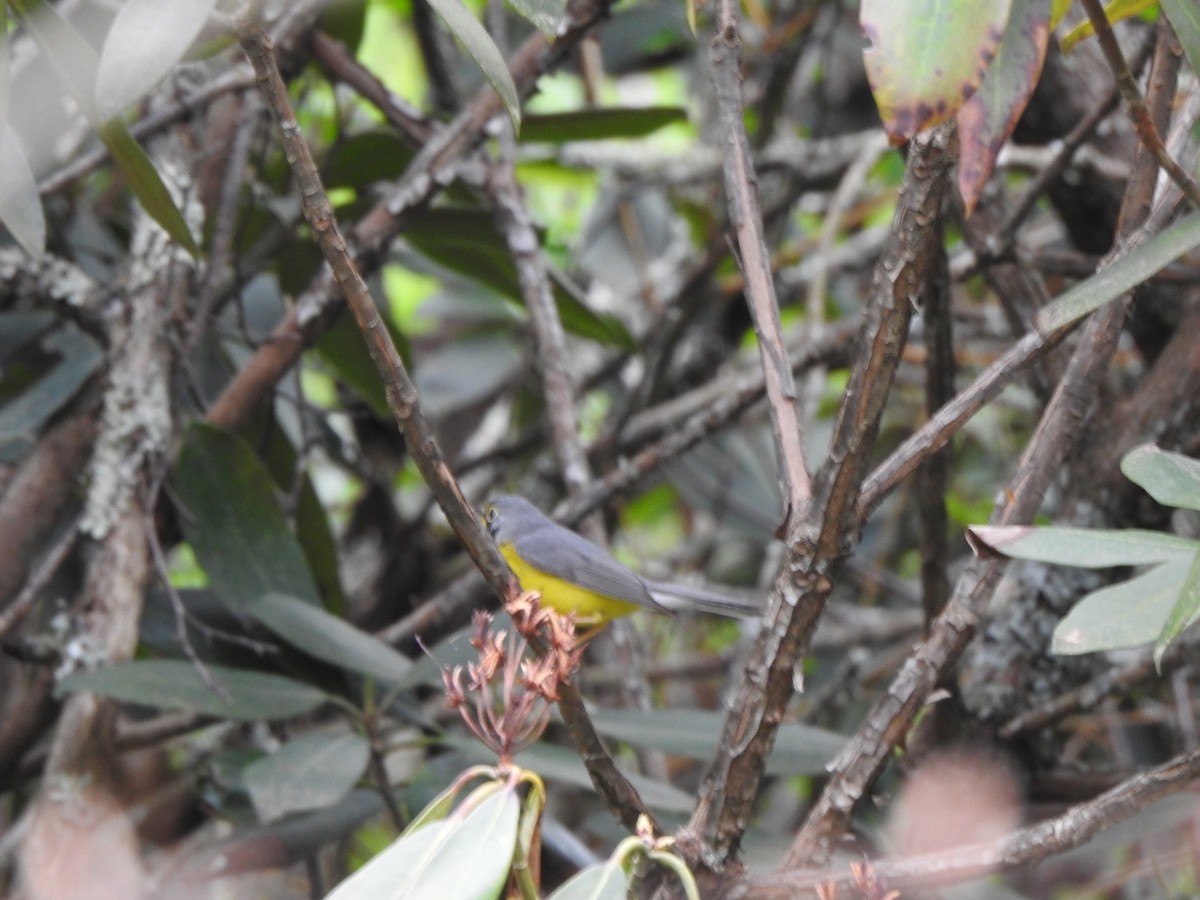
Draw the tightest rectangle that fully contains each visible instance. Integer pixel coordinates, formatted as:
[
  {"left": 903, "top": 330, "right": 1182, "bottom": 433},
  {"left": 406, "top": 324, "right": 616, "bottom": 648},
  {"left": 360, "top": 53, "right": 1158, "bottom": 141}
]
[{"left": 485, "top": 506, "right": 497, "bottom": 523}]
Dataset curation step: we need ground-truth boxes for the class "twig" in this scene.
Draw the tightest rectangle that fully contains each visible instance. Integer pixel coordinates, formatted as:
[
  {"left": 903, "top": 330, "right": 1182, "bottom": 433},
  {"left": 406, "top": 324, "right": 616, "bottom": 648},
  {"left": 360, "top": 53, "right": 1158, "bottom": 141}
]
[
  {"left": 0, "top": 524, "right": 78, "bottom": 641},
  {"left": 1078, "top": 0, "right": 1200, "bottom": 210},
  {"left": 747, "top": 744, "right": 1200, "bottom": 897}
]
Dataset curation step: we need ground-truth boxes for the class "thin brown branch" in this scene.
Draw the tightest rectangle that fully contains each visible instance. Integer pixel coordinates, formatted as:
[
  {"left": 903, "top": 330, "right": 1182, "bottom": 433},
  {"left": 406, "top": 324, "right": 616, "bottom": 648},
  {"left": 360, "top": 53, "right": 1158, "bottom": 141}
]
[
  {"left": 747, "top": 744, "right": 1200, "bottom": 897},
  {"left": 1078, "top": 0, "right": 1200, "bottom": 210}
]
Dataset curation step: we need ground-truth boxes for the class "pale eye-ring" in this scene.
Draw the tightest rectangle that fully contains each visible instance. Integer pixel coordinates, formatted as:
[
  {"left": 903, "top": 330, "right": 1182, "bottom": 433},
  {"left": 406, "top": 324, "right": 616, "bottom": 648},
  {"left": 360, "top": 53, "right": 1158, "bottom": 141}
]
[{"left": 485, "top": 506, "right": 497, "bottom": 524}]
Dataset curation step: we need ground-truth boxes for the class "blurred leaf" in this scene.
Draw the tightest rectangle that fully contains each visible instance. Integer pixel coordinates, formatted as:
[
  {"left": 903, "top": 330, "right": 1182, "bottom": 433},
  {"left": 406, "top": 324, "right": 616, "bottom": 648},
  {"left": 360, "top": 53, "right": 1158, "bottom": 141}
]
[
  {"left": 1059, "top": 0, "right": 1157, "bottom": 52},
  {"left": 505, "top": 0, "right": 564, "bottom": 33},
  {"left": 0, "top": 8, "right": 9, "bottom": 129},
  {"left": 0, "top": 328, "right": 102, "bottom": 459},
  {"left": 423, "top": 0, "right": 520, "bottom": 131},
  {"left": 321, "top": 0, "right": 368, "bottom": 54},
  {"left": 548, "top": 860, "right": 629, "bottom": 900},
  {"left": 1162, "top": 0, "right": 1200, "bottom": 76},
  {"left": 860, "top": 0, "right": 1012, "bottom": 142},
  {"left": 587, "top": 708, "right": 844, "bottom": 776},
  {"left": 323, "top": 130, "right": 416, "bottom": 190},
  {"left": 410, "top": 208, "right": 633, "bottom": 348},
  {"left": 957, "top": 0, "right": 1050, "bottom": 216},
  {"left": 98, "top": 120, "right": 199, "bottom": 256},
  {"left": 0, "top": 126, "right": 46, "bottom": 256},
  {"left": 247, "top": 592, "right": 413, "bottom": 685},
  {"left": 1154, "top": 548, "right": 1200, "bottom": 668},
  {"left": 326, "top": 783, "right": 519, "bottom": 900},
  {"left": 1121, "top": 444, "right": 1200, "bottom": 513},
  {"left": 315, "top": 308, "right": 398, "bottom": 418},
  {"left": 416, "top": 332, "right": 523, "bottom": 418},
  {"left": 175, "top": 423, "right": 323, "bottom": 612},
  {"left": 58, "top": 660, "right": 328, "bottom": 720},
  {"left": 1053, "top": 556, "right": 1196, "bottom": 654},
  {"left": 243, "top": 731, "right": 371, "bottom": 821},
  {"left": 95, "top": 0, "right": 219, "bottom": 119},
  {"left": 519, "top": 107, "right": 687, "bottom": 143},
  {"left": 0, "top": 311, "right": 55, "bottom": 361},
  {"left": 967, "top": 525, "right": 1198, "bottom": 567},
  {"left": 9, "top": 0, "right": 99, "bottom": 119},
  {"left": 1036, "top": 210, "right": 1200, "bottom": 333}
]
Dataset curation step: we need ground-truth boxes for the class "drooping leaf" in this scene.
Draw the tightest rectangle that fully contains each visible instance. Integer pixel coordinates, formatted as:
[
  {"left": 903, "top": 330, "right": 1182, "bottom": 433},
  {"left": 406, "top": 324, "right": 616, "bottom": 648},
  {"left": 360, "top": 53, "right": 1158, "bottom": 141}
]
[
  {"left": 98, "top": 120, "right": 199, "bottom": 256},
  {"left": 1162, "top": 0, "right": 1200, "bottom": 77},
  {"left": 966, "top": 525, "right": 1199, "bottom": 567},
  {"left": 325, "top": 783, "right": 520, "bottom": 900},
  {"left": 1121, "top": 444, "right": 1200, "bottom": 513},
  {"left": 58, "top": 660, "right": 328, "bottom": 720},
  {"left": 247, "top": 592, "right": 413, "bottom": 685},
  {"left": 174, "top": 423, "right": 323, "bottom": 612},
  {"left": 0, "top": 12, "right": 11, "bottom": 134},
  {"left": 423, "top": 0, "right": 521, "bottom": 131},
  {"left": 95, "top": 0, "right": 219, "bottom": 120},
  {"left": 860, "top": 0, "right": 1012, "bottom": 142},
  {"left": 242, "top": 731, "right": 371, "bottom": 821},
  {"left": 1052, "top": 556, "right": 1197, "bottom": 655},
  {"left": 1036, "top": 210, "right": 1200, "bottom": 334},
  {"left": 0, "top": 126, "right": 45, "bottom": 256},
  {"left": 519, "top": 107, "right": 688, "bottom": 143},
  {"left": 957, "top": 0, "right": 1051, "bottom": 216}
]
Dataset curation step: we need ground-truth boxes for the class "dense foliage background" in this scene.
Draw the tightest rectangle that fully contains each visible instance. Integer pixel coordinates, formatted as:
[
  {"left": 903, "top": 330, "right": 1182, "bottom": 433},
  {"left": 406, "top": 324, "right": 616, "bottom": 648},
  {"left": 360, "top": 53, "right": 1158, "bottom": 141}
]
[{"left": 2, "top": 0, "right": 1200, "bottom": 897}]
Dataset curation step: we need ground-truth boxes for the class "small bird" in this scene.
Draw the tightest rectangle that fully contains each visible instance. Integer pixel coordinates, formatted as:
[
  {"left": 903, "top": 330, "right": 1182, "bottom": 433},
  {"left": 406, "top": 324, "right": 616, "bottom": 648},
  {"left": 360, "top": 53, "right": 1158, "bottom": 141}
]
[{"left": 483, "top": 495, "right": 759, "bottom": 627}]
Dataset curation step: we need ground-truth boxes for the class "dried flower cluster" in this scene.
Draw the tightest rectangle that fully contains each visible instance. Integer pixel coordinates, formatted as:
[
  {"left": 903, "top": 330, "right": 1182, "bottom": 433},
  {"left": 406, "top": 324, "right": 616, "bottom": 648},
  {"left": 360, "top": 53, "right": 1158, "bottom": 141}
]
[{"left": 441, "top": 596, "right": 583, "bottom": 763}]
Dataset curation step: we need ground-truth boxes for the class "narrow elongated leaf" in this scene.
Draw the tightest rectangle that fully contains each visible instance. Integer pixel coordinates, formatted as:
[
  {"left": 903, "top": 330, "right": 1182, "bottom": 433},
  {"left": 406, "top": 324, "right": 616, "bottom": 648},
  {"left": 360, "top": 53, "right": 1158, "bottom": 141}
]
[
  {"left": 58, "top": 660, "right": 327, "bottom": 720},
  {"left": 505, "top": 0, "right": 563, "bottom": 34},
  {"left": 247, "top": 592, "right": 412, "bottom": 684},
  {"left": 1053, "top": 557, "right": 1196, "bottom": 655},
  {"left": 1036, "top": 211, "right": 1200, "bottom": 333},
  {"left": 98, "top": 120, "right": 199, "bottom": 255},
  {"left": 519, "top": 107, "right": 688, "bottom": 143},
  {"left": 0, "top": 329, "right": 102, "bottom": 457},
  {"left": 1059, "top": 0, "right": 1157, "bottom": 52},
  {"left": 1163, "top": 0, "right": 1200, "bottom": 78},
  {"left": 423, "top": 0, "right": 520, "bottom": 130},
  {"left": 174, "top": 423, "right": 322, "bottom": 612},
  {"left": 1154, "top": 548, "right": 1200, "bottom": 668},
  {"left": 9, "top": 0, "right": 99, "bottom": 119},
  {"left": 860, "top": 0, "right": 1012, "bottom": 142},
  {"left": 0, "top": 11, "right": 11, "bottom": 132},
  {"left": 95, "top": 0, "right": 219, "bottom": 119},
  {"left": 326, "top": 784, "right": 519, "bottom": 900},
  {"left": 967, "top": 525, "right": 1199, "bottom": 567},
  {"left": 243, "top": 731, "right": 371, "bottom": 821},
  {"left": 0, "top": 127, "right": 45, "bottom": 256},
  {"left": 1121, "top": 445, "right": 1200, "bottom": 513}
]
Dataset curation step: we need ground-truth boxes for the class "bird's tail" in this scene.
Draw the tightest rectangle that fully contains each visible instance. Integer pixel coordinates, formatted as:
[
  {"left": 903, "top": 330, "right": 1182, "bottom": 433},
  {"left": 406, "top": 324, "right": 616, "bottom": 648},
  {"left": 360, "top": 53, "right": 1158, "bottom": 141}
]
[{"left": 644, "top": 579, "right": 762, "bottom": 619}]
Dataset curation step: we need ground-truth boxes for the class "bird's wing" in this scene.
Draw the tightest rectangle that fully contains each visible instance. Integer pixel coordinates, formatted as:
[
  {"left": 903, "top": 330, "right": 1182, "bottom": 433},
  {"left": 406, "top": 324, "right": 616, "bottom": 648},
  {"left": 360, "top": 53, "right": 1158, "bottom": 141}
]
[{"left": 513, "top": 524, "right": 666, "bottom": 612}]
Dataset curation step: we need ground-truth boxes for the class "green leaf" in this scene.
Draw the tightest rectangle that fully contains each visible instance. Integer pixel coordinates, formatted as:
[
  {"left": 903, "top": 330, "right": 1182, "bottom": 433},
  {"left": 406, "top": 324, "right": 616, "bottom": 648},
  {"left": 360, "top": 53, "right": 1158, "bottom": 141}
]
[
  {"left": 58, "top": 660, "right": 328, "bottom": 720},
  {"left": 547, "top": 860, "right": 629, "bottom": 900},
  {"left": 860, "top": 0, "right": 1012, "bottom": 142},
  {"left": 1163, "top": 0, "right": 1200, "bottom": 78},
  {"left": 1036, "top": 210, "right": 1200, "bottom": 334},
  {"left": 956, "top": 0, "right": 1051, "bottom": 216},
  {"left": 326, "top": 783, "right": 520, "bottom": 900},
  {"left": 242, "top": 731, "right": 371, "bottom": 821},
  {"left": 1154, "top": 547, "right": 1200, "bottom": 669},
  {"left": 247, "top": 592, "right": 412, "bottom": 685},
  {"left": 1121, "top": 444, "right": 1200, "bottom": 513},
  {"left": 1059, "top": 0, "right": 1158, "bottom": 52},
  {"left": 423, "top": 0, "right": 520, "bottom": 131},
  {"left": 9, "top": 0, "right": 100, "bottom": 120},
  {"left": 505, "top": 0, "right": 564, "bottom": 34},
  {"left": 967, "top": 525, "right": 1200, "bottom": 567},
  {"left": 587, "top": 708, "right": 844, "bottom": 776},
  {"left": 174, "top": 423, "right": 322, "bottom": 612},
  {"left": 0, "top": 329, "right": 102, "bottom": 459},
  {"left": 98, "top": 120, "right": 199, "bottom": 256},
  {"left": 95, "top": 0, "right": 219, "bottom": 119},
  {"left": 0, "top": 126, "right": 46, "bottom": 256},
  {"left": 519, "top": 107, "right": 688, "bottom": 143},
  {"left": 1053, "top": 556, "right": 1197, "bottom": 655}
]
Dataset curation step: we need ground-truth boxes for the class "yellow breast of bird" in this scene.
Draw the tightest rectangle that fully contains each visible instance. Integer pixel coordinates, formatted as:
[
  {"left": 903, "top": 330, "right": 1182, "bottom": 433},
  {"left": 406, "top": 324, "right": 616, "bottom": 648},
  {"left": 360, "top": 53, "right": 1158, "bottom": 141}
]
[{"left": 497, "top": 542, "right": 640, "bottom": 625}]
